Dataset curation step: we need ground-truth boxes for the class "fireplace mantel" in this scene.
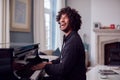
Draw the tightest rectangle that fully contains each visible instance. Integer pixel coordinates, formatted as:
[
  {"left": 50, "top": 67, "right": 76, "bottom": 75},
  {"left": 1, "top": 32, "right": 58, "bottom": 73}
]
[
  {"left": 94, "top": 29, "right": 120, "bottom": 65},
  {"left": 94, "top": 29, "right": 120, "bottom": 33}
]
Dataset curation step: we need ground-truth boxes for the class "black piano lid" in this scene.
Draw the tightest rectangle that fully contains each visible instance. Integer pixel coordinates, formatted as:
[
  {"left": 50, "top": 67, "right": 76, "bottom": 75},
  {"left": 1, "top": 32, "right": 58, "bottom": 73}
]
[
  {"left": 0, "top": 43, "right": 40, "bottom": 57},
  {"left": 0, "top": 43, "right": 40, "bottom": 48}
]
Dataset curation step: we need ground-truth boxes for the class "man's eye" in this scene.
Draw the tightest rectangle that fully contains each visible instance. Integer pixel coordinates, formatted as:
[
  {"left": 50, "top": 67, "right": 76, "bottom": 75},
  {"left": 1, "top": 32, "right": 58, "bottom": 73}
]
[{"left": 58, "top": 22, "right": 60, "bottom": 24}]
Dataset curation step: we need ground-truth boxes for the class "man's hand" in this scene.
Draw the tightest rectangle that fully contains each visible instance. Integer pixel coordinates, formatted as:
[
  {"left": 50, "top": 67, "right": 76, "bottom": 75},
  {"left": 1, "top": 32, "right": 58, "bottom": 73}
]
[{"left": 31, "top": 62, "right": 52, "bottom": 70}]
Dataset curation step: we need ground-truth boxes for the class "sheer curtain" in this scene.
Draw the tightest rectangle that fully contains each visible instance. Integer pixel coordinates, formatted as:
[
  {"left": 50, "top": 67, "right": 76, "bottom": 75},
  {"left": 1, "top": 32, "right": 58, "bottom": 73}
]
[
  {"left": 33, "top": 0, "right": 65, "bottom": 51},
  {"left": 33, "top": 0, "right": 46, "bottom": 50},
  {"left": 55, "top": 0, "right": 65, "bottom": 50},
  {"left": 0, "top": 0, "right": 10, "bottom": 48}
]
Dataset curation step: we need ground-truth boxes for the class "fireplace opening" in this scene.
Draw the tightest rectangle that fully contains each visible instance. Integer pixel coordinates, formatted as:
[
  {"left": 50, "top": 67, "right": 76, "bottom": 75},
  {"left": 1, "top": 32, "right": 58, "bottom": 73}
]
[{"left": 104, "top": 42, "right": 120, "bottom": 65}]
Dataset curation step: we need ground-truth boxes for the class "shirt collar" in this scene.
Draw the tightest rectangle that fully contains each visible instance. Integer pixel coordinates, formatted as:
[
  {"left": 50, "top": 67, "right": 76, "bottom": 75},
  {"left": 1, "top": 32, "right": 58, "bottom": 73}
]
[{"left": 63, "top": 31, "right": 76, "bottom": 42}]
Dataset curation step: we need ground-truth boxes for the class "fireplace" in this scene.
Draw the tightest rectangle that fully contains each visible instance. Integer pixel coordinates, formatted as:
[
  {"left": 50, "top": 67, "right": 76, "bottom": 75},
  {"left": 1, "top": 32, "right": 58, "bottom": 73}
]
[
  {"left": 104, "top": 42, "right": 120, "bottom": 65},
  {"left": 93, "top": 29, "right": 120, "bottom": 65}
]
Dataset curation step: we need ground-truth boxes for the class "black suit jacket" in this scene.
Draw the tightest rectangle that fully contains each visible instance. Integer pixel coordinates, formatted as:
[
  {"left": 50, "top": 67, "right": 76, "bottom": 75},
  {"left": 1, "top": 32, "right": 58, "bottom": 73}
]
[{"left": 44, "top": 31, "right": 86, "bottom": 80}]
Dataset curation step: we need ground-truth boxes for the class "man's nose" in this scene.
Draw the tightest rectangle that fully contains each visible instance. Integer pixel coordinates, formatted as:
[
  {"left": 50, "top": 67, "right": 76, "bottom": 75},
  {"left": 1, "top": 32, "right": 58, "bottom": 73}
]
[{"left": 60, "top": 18, "right": 64, "bottom": 23}]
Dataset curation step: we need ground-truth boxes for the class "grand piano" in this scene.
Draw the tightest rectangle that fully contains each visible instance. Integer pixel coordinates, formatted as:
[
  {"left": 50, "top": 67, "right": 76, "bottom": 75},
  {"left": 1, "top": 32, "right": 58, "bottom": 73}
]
[{"left": 0, "top": 43, "right": 47, "bottom": 80}]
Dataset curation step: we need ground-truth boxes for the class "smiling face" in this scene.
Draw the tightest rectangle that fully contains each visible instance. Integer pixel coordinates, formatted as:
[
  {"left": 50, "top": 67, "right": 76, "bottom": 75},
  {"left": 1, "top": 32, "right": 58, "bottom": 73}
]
[{"left": 59, "top": 14, "right": 72, "bottom": 34}]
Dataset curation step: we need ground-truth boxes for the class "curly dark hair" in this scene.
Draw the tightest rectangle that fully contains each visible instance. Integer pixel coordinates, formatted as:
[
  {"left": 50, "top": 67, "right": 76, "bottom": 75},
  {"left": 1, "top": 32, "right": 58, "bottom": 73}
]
[{"left": 56, "top": 7, "right": 82, "bottom": 32}]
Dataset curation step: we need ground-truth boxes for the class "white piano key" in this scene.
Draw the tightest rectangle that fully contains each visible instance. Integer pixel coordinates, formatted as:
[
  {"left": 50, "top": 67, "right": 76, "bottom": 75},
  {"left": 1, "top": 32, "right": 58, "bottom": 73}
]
[{"left": 30, "top": 70, "right": 41, "bottom": 80}]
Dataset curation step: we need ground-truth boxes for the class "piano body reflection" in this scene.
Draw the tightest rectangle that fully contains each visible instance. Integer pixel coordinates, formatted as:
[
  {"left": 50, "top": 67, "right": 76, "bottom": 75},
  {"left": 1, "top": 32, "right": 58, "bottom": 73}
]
[{"left": 0, "top": 43, "right": 48, "bottom": 80}]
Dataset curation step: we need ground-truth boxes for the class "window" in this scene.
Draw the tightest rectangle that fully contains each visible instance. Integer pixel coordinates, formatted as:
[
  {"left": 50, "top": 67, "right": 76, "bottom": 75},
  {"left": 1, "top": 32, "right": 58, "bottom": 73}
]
[{"left": 44, "top": 0, "right": 57, "bottom": 50}]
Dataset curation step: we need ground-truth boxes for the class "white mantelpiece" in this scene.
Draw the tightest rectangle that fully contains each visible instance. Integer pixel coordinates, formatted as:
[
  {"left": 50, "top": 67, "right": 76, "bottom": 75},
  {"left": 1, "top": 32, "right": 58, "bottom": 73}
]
[{"left": 94, "top": 29, "right": 120, "bottom": 65}]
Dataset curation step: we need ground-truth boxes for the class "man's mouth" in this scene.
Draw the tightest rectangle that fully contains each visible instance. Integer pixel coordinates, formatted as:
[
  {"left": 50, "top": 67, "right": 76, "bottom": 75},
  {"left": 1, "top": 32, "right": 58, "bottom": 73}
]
[{"left": 60, "top": 23, "right": 66, "bottom": 28}]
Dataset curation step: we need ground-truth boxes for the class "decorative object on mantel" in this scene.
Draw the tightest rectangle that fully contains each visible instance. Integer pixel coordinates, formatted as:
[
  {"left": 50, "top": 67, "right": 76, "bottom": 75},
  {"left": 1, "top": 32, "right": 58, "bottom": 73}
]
[
  {"left": 117, "top": 24, "right": 120, "bottom": 29},
  {"left": 94, "top": 22, "right": 120, "bottom": 30},
  {"left": 110, "top": 24, "right": 115, "bottom": 29},
  {"left": 93, "top": 22, "right": 101, "bottom": 29},
  {"left": 99, "top": 24, "right": 115, "bottom": 29},
  {"left": 100, "top": 26, "right": 111, "bottom": 29}
]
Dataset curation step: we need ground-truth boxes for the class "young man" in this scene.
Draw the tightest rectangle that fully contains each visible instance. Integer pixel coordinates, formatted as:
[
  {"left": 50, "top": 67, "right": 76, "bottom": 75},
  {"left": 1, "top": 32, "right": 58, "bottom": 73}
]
[{"left": 32, "top": 7, "right": 86, "bottom": 80}]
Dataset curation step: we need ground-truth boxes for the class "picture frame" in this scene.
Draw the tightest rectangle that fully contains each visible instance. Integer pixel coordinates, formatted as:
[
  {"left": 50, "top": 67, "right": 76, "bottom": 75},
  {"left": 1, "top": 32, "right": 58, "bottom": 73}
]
[
  {"left": 10, "top": 0, "right": 31, "bottom": 32},
  {"left": 93, "top": 22, "right": 101, "bottom": 29}
]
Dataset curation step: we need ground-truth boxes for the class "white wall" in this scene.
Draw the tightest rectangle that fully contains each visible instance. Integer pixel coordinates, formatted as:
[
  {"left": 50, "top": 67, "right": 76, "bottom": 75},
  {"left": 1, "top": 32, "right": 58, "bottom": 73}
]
[
  {"left": 66, "top": 0, "right": 91, "bottom": 55},
  {"left": 67, "top": 0, "right": 120, "bottom": 66},
  {"left": 91, "top": 0, "right": 120, "bottom": 26}
]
